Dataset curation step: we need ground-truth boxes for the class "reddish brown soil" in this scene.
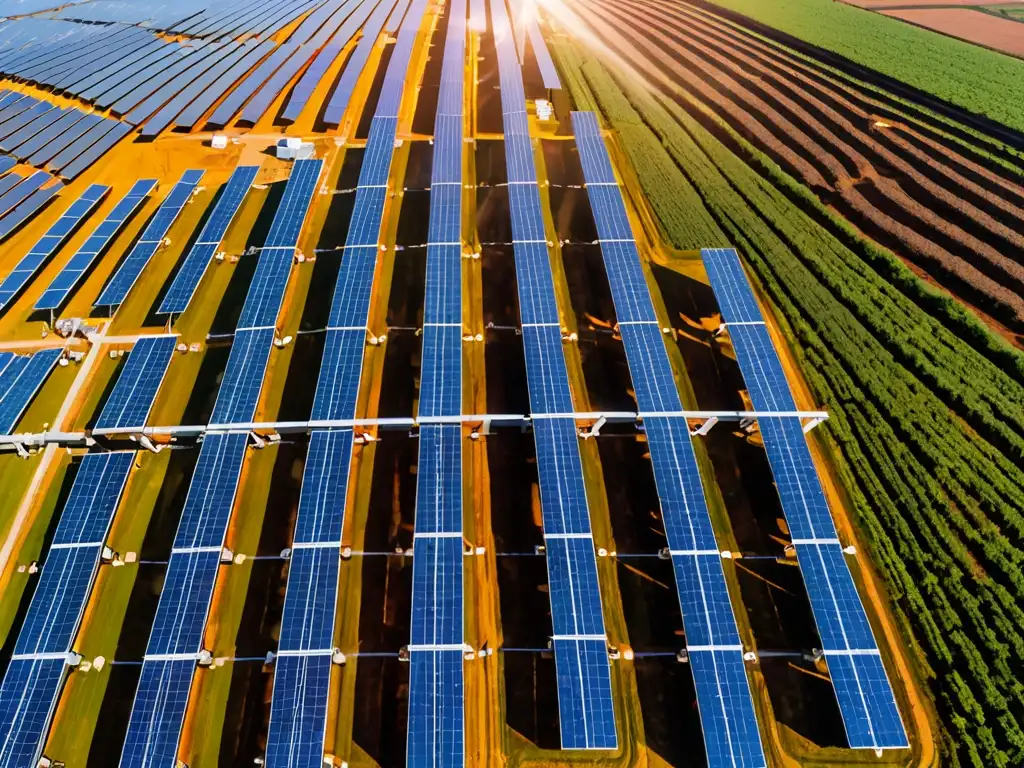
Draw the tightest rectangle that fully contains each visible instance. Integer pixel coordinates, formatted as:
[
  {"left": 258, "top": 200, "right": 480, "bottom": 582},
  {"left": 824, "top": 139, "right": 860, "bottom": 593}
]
[
  {"left": 581, "top": 0, "right": 1024, "bottom": 330},
  {"left": 881, "top": 8, "right": 1024, "bottom": 57}
]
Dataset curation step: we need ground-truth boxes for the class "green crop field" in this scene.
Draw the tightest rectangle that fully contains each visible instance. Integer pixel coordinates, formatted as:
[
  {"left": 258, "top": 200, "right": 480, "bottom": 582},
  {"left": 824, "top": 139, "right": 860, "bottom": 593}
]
[{"left": 703, "top": 0, "right": 1024, "bottom": 133}]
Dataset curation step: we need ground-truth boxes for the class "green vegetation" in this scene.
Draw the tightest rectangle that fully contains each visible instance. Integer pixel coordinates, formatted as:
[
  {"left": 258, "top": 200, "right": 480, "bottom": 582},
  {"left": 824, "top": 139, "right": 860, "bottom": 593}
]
[
  {"left": 701, "top": 0, "right": 1024, "bottom": 134},
  {"left": 551, "top": 37, "right": 1024, "bottom": 767}
]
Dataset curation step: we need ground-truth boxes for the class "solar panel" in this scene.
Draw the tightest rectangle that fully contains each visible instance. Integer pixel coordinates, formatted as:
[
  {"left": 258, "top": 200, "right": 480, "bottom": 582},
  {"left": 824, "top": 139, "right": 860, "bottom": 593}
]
[
  {"left": 573, "top": 112, "right": 767, "bottom": 764},
  {"left": 0, "top": 658, "right": 66, "bottom": 767},
  {"left": 491, "top": 11, "right": 616, "bottom": 747},
  {"left": 0, "top": 450, "right": 133, "bottom": 765},
  {"left": 28, "top": 113, "right": 102, "bottom": 168},
  {"left": 264, "top": 654, "right": 333, "bottom": 767},
  {"left": 0, "top": 181, "right": 60, "bottom": 241},
  {"left": 261, "top": 157, "right": 322, "bottom": 249},
  {"left": 94, "top": 335, "right": 177, "bottom": 430},
  {"left": 34, "top": 179, "right": 155, "bottom": 312},
  {"left": 0, "top": 170, "right": 49, "bottom": 217},
  {"left": 0, "top": 347, "right": 63, "bottom": 433},
  {"left": 121, "top": 430, "right": 249, "bottom": 766},
  {"left": 0, "top": 156, "right": 16, "bottom": 175},
  {"left": 700, "top": 247, "right": 907, "bottom": 751},
  {"left": 158, "top": 165, "right": 259, "bottom": 315},
  {"left": 207, "top": 42, "right": 298, "bottom": 127},
  {"left": 119, "top": 658, "right": 196, "bottom": 768},
  {"left": 0, "top": 183, "right": 107, "bottom": 310}
]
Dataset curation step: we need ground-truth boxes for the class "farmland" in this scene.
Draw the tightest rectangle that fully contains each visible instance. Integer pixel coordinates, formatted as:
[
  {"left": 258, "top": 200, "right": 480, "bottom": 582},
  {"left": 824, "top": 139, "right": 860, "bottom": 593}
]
[
  {"left": 700, "top": 0, "right": 1024, "bottom": 135},
  {"left": 548, "top": 6, "right": 1024, "bottom": 765}
]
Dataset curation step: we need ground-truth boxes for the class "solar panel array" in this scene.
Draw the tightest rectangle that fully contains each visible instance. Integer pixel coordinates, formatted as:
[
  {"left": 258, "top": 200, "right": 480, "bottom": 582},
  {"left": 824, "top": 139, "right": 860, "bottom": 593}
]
[
  {"left": 94, "top": 335, "right": 178, "bottom": 431},
  {"left": 158, "top": 165, "right": 259, "bottom": 316},
  {"left": 263, "top": 2, "right": 429, "bottom": 761},
  {"left": 406, "top": 0, "right": 467, "bottom": 763},
  {"left": 121, "top": 160, "right": 322, "bottom": 766},
  {"left": 701, "top": 247, "right": 908, "bottom": 751},
  {"left": 571, "top": 111, "right": 766, "bottom": 766},
  {"left": 0, "top": 451, "right": 135, "bottom": 767},
  {"left": 210, "top": 158, "right": 322, "bottom": 427},
  {"left": 0, "top": 184, "right": 106, "bottom": 311},
  {"left": 34, "top": 179, "right": 156, "bottom": 312},
  {"left": 95, "top": 169, "right": 204, "bottom": 308},
  {"left": 0, "top": 346, "right": 64, "bottom": 434},
  {"left": 490, "top": 8, "right": 616, "bottom": 750}
]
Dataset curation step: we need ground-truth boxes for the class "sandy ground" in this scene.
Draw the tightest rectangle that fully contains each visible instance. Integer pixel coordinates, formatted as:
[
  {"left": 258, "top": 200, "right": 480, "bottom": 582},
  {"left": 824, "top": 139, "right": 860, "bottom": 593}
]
[{"left": 880, "top": 7, "right": 1024, "bottom": 55}]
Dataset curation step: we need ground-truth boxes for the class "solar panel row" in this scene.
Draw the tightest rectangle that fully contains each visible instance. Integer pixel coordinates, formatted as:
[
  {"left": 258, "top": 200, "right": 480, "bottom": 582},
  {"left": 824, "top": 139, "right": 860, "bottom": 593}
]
[
  {"left": 266, "top": 3, "right": 429, "bottom": 761},
  {"left": 523, "top": 15, "right": 560, "bottom": 90},
  {"left": 159, "top": 165, "right": 259, "bottom": 316},
  {"left": 407, "top": 0, "right": 467, "bottom": 762},
  {"left": 34, "top": 179, "right": 156, "bottom": 312},
  {"left": 490, "top": 10, "right": 616, "bottom": 749},
  {"left": 0, "top": 451, "right": 134, "bottom": 767},
  {"left": 700, "top": 246, "right": 908, "bottom": 751},
  {"left": 119, "top": 431, "right": 248, "bottom": 768},
  {"left": 0, "top": 179, "right": 61, "bottom": 242},
  {"left": 572, "top": 111, "right": 766, "bottom": 766},
  {"left": 94, "top": 335, "right": 178, "bottom": 430},
  {"left": 0, "top": 347, "right": 64, "bottom": 434},
  {"left": 95, "top": 169, "right": 204, "bottom": 308}
]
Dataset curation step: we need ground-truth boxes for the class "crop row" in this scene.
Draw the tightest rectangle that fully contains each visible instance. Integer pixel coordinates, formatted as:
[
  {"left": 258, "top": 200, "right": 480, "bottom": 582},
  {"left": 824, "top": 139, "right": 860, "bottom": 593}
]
[{"left": 550, "top": 36, "right": 1024, "bottom": 767}]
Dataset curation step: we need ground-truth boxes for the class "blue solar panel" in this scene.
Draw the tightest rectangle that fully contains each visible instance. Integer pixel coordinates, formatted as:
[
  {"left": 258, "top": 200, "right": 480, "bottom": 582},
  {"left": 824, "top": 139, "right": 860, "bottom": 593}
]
[
  {"left": 14, "top": 545, "right": 100, "bottom": 656},
  {"left": 0, "top": 450, "right": 133, "bottom": 764},
  {"left": 262, "top": 157, "right": 322, "bottom": 249},
  {"left": 278, "top": 545, "right": 339, "bottom": 652},
  {"left": 310, "top": 328, "right": 364, "bottom": 422},
  {"left": 700, "top": 247, "right": 907, "bottom": 751},
  {"left": 0, "top": 170, "right": 49, "bottom": 216},
  {"left": 573, "top": 112, "right": 767, "bottom": 764},
  {"left": 265, "top": 653, "right": 333, "bottom": 767},
  {"left": 34, "top": 179, "right": 155, "bottom": 311},
  {"left": 50, "top": 451, "right": 135, "bottom": 547},
  {"left": 95, "top": 170, "right": 204, "bottom": 307},
  {"left": 511, "top": 242, "right": 558, "bottom": 325},
  {"left": 410, "top": 534, "right": 463, "bottom": 645},
  {"left": 407, "top": 649, "right": 464, "bottom": 767},
  {"left": 171, "top": 431, "right": 249, "bottom": 552},
  {"left": 701, "top": 247, "right": 764, "bottom": 325},
  {"left": 413, "top": 426, "right": 462, "bottom": 533},
  {"left": 0, "top": 183, "right": 106, "bottom": 308},
  {"left": 689, "top": 650, "right": 767, "bottom": 767},
  {"left": 0, "top": 658, "right": 66, "bottom": 768},
  {"left": 146, "top": 548, "right": 222, "bottom": 660},
  {"left": 55, "top": 120, "right": 133, "bottom": 181},
  {"left": 158, "top": 165, "right": 258, "bottom": 315},
  {"left": 94, "top": 335, "right": 177, "bottom": 430},
  {"left": 0, "top": 181, "right": 60, "bottom": 241},
  {"left": 120, "top": 658, "right": 195, "bottom": 768},
  {"left": 533, "top": 418, "right": 591, "bottom": 536},
  {"left": 546, "top": 536, "right": 604, "bottom": 635},
  {"left": 418, "top": 327, "right": 462, "bottom": 418},
  {"left": 521, "top": 325, "right": 572, "bottom": 414},
  {"left": 424, "top": 245, "right": 461, "bottom": 325},
  {"left": 208, "top": 327, "right": 274, "bottom": 425},
  {"left": 552, "top": 638, "right": 617, "bottom": 750},
  {"left": 294, "top": 429, "right": 353, "bottom": 544},
  {"left": 0, "top": 347, "right": 62, "bottom": 433},
  {"left": 827, "top": 653, "right": 909, "bottom": 749}
]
